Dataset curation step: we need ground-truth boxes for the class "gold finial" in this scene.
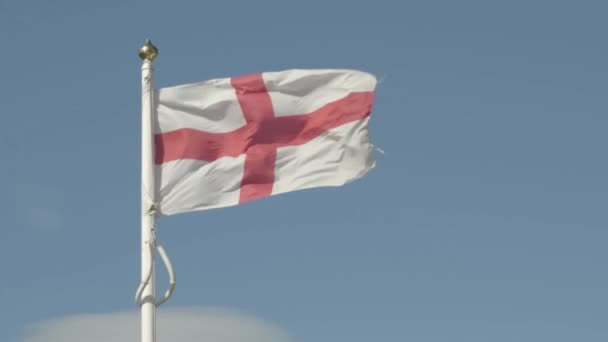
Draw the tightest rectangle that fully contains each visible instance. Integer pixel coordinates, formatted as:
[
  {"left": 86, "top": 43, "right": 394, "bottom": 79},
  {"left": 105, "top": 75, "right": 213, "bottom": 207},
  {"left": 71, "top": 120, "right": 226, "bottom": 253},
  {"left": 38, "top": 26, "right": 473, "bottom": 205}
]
[{"left": 138, "top": 39, "right": 158, "bottom": 61}]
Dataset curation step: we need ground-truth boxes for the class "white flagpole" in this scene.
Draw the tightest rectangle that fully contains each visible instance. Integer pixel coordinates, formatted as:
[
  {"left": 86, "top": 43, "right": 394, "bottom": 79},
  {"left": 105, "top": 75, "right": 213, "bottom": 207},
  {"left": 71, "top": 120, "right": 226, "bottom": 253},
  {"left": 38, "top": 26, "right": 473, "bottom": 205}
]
[{"left": 139, "top": 39, "right": 159, "bottom": 342}]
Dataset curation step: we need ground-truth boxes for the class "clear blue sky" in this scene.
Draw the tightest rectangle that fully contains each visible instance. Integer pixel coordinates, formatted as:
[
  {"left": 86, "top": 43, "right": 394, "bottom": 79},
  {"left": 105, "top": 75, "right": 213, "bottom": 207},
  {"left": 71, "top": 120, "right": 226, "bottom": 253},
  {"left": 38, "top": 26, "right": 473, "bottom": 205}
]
[{"left": 1, "top": 0, "right": 606, "bottom": 341}]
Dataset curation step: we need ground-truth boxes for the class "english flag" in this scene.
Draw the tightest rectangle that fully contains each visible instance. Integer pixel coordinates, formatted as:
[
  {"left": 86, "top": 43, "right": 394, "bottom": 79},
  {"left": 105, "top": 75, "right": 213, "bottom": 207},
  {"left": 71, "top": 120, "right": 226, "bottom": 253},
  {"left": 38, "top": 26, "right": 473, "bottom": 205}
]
[{"left": 154, "top": 69, "right": 377, "bottom": 215}]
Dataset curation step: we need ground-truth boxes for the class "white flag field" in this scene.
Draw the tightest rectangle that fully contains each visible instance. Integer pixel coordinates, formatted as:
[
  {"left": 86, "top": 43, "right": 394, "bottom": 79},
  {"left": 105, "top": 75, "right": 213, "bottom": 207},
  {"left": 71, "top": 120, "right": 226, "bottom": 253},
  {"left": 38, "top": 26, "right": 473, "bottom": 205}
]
[{"left": 154, "top": 69, "right": 377, "bottom": 216}]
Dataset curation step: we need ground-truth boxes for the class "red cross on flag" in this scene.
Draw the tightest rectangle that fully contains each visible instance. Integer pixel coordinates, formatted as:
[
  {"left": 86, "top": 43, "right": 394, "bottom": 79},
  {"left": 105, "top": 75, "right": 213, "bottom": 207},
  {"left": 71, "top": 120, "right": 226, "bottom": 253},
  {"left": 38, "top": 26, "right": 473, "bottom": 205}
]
[{"left": 154, "top": 69, "right": 377, "bottom": 215}]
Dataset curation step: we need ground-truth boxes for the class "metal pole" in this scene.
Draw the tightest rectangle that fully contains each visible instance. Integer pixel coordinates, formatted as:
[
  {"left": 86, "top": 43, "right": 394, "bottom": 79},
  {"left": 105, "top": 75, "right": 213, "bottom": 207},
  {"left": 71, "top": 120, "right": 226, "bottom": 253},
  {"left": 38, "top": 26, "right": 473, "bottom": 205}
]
[{"left": 139, "top": 39, "right": 159, "bottom": 342}]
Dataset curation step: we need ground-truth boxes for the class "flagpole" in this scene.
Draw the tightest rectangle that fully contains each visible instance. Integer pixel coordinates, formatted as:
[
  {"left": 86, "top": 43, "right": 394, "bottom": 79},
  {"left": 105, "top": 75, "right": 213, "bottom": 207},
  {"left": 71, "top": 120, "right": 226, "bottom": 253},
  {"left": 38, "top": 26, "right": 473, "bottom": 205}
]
[{"left": 139, "top": 39, "right": 159, "bottom": 342}]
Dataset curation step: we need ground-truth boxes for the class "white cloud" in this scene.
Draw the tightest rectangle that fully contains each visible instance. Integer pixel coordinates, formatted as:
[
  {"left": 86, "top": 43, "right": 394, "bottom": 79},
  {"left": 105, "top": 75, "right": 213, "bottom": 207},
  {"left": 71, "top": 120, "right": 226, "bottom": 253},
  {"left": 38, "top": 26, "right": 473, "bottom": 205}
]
[
  {"left": 20, "top": 307, "right": 292, "bottom": 342},
  {"left": 14, "top": 183, "right": 65, "bottom": 232}
]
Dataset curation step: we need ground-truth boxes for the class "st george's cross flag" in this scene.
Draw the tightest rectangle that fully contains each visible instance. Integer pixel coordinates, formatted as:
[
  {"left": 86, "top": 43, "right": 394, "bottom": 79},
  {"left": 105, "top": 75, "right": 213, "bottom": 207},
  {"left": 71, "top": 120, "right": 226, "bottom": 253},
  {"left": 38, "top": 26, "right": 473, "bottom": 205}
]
[{"left": 154, "top": 69, "right": 377, "bottom": 216}]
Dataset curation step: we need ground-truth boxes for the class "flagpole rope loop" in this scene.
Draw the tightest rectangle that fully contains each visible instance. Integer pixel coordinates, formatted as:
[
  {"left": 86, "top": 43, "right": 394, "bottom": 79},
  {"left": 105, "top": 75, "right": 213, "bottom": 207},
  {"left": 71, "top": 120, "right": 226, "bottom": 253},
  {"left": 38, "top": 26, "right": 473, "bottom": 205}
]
[
  {"left": 135, "top": 241, "right": 155, "bottom": 306},
  {"left": 155, "top": 243, "right": 176, "bottom": 307},
  {"left": 135, "top": 239, "right": 176, "bottom": 307}
]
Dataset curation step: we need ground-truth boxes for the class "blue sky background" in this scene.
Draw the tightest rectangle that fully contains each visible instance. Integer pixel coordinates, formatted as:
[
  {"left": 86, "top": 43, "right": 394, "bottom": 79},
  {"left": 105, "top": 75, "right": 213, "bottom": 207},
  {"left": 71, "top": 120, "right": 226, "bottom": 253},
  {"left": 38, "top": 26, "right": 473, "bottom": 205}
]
[{"left": 1, "top": 0, "right": 607, "bottom": 341}]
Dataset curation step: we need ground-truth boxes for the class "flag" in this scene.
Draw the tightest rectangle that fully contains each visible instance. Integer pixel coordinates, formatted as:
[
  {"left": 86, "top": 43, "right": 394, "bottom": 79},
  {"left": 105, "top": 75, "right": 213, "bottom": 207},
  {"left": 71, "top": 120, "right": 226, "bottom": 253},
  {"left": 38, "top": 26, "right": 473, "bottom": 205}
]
[{"left": 154, "top": 69, "right": 377, "bottom": 216}]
